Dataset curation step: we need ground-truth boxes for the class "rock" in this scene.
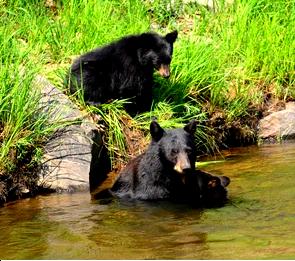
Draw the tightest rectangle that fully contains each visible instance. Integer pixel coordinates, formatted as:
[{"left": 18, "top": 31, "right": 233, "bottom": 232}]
[
  {"left": 35, "top": 76, "right": 111, "bottom": 192},
  {"left": 258, "top": 102, "right": 295, "bottom": 143}
]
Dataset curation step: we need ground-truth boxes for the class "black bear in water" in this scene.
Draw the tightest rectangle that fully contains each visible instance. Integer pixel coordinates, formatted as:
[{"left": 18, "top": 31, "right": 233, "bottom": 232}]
[
  {"left": 109, "top": 120, "right": 230, "bottom": 206},
  {"left": 68, "top": 31, "right": 178, "bottom": 114},
  {"left": 110, "top": 119, "right": 197, "bottom": 200},
  {"left": 91, "top": 120, "right": 230, "bottom": 206}
]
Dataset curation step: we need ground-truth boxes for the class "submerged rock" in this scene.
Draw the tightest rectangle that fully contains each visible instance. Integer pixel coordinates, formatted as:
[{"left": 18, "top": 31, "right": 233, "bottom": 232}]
[
  {"left": 258, "top": 102, "right": 295, "bottom": 143},
  {"left": 36, "top": 76, "right": 110, "bottom": 193}
]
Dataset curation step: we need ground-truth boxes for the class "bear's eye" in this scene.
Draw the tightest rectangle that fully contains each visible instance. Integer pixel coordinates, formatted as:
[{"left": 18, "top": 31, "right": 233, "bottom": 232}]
[{"left": 185, "top": 148, "right": 192, "bottom": 155}]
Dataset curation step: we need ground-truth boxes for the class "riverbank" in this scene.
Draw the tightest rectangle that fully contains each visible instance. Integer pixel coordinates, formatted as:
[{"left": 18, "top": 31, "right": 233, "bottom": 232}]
[{"left": 0, "top": 0, "right": 294, "bottom": 203}]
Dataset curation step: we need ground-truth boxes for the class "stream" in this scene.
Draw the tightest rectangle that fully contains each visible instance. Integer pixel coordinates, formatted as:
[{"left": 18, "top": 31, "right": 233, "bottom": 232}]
[{"left": 1, "top": 143, "right": 295, "bottom": 259}]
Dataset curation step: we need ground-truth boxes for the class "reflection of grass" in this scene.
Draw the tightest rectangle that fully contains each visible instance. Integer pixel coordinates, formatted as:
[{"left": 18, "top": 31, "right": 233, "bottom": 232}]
[{"left": 197, "top": 160, "right": 226, "bottom": 168}]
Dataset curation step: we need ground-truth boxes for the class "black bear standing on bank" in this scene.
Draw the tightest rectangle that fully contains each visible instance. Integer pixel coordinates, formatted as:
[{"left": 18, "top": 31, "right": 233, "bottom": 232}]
[
  {"left": 68, "top": 31, "right": 178, "bottom": 114},
  {"left": 109, "top": 119, "right": 230, "bottom": 206},
  {"left": 110, "top": 119, "right": 197, "bottom": 200}
]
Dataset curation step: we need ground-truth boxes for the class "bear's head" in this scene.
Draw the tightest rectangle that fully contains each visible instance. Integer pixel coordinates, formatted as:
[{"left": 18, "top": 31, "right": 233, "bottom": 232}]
[
  {"left": 195, "top": 170, "right": 230, "bottom": 207},
  {"left": 150, "top": 119, "right": 197, "bottom": 179},
  {"left": 137, "top": 31, "right": 178, "bottom": 78}
]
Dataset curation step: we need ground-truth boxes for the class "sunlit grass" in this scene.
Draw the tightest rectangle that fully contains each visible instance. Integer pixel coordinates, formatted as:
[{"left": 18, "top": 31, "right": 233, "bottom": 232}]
[
  {"left": 0, "top": 17, "right": 69, "bottom": 199},
  {"left": 90, "top": 99, "right": 132, "bottom": 164}
]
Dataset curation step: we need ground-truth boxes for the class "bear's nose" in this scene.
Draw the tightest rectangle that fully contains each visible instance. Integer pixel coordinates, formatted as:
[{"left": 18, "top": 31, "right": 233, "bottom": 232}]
[
  {"left": 174, "top": 164, "right": 191, "bottom": 174},
  {"left": 158, "top": 64, "right": 170, "bottom": 78},
  {"left": 174, "top": 153, "right": 191, "bottom": 173}
]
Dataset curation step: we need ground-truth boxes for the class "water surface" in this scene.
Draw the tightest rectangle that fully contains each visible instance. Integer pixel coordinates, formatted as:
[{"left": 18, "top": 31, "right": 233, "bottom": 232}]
[{"left": 1, "top": 143, "right": 295, "bottom": 259}]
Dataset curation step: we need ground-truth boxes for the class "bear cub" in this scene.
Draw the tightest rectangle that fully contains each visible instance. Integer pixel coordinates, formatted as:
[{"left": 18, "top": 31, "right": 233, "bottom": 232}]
[
  {"left": 68, "top": 31, "right": 178, "bottom": 114},
  {"left": 185, "top": 169, "right": 230, "bottom": 207},
  {"left": 110, "top": 119, "right": 197, "bottom": 200}
]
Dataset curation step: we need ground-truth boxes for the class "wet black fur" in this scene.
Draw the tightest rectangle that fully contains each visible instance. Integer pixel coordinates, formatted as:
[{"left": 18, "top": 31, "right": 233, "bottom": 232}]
[
  {"left": 96, "top": 120, "right": 230, "bottom": 207},
  {"left": 110, "top": 120, "right": 197, "bottom": 200}
]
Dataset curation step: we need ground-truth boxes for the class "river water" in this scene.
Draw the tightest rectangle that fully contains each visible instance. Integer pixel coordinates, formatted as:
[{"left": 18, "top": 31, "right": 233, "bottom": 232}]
[{"left": 1, "top": 143, "right": 295, "bottom": 259}]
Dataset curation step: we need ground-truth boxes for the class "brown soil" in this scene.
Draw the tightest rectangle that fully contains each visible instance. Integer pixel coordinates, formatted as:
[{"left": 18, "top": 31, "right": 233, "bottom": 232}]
[
  {"left": 0, "top": 123, "right": 43, "bottom": 205},
  {"left": 0, "top": 159, "right": 40, "bottom": 206},
  {"left": 121, "top": 116, "right": 149, "bottom": 158},
  {"left": 204, "top": 95, "right": 288, "bottom": 150},
  {"left": 111, "top": 115, "right": 149, "bottom": 173}
]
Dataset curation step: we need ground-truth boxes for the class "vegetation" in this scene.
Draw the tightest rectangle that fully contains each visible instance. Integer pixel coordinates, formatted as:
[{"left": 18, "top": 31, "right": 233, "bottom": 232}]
[
  {"left": 0, "top": 0, "right": 294, "bottom": 201},
  {"left": 0, "top": 18, "right": 58, "bottom": 202}
]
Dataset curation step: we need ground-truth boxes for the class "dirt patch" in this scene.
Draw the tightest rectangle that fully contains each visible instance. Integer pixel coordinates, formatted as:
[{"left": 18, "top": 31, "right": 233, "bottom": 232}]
[
  {"left": 0, "top": 158, "right": 40, "bottom": 205},
  {"left": 204, "top": 93, "right": 289, "bottom": 149},
  {"left": 110, "top": 116, "right": 149, "bottom": 173},
  {"left": 91, "top": 117, "right": 149, "bottom": 198},
  {"left": 0, "top": 122, "right": 43, "bottom": 205},
  {"left": 122, "top": 117, "right": 149, "bottom": 157}
]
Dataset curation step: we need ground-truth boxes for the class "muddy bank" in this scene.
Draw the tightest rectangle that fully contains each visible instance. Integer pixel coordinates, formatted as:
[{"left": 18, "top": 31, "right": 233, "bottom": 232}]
[{"left": 203, "top": 98, "right": 293, "bottom": 151}]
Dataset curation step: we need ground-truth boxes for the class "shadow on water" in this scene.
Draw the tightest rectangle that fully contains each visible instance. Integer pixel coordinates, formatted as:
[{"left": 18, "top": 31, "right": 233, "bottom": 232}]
[{"left": 1, "top": 142, "right": 295, "bottom": 259}]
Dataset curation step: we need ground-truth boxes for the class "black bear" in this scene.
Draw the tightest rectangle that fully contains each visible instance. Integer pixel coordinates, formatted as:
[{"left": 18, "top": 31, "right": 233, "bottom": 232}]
[
  {"left": 68, "top": 31, "right": 178, "bottom": 114},
  {"left": 109, "top": 119, "right": 230, "bottom": 206},
  {"left": 110, "top": 119, "right": 197, "bottom": 200}
]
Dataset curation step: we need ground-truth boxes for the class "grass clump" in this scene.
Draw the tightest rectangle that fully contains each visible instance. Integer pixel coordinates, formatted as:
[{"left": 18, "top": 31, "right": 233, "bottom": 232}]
[
  {"left": 0, "top": 31, "right": 61, "bottom": 202},
  {"left": 90, "top": 99, "right": 132, "bottom": 166}
]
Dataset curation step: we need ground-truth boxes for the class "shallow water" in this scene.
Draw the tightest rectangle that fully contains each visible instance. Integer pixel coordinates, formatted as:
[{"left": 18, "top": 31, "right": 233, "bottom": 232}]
[{"left": 1, "top": 143, "right": 295, "bottom": 259}]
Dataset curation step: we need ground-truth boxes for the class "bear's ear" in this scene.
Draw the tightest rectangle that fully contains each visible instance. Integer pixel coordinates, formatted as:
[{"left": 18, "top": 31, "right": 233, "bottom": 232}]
[
  {"left": 150, "top": 120, "right": 165, "bottom": 142},
  {"left": 165, "top": 30, "right": 178, "bottom": 44},
  {"left": 184, "top": 119, "right": 197, "bottom": 135}
]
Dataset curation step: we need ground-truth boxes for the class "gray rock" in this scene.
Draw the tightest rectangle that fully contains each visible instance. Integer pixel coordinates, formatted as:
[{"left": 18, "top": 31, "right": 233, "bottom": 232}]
[
  {"left": 35, "top": 76, "right": 110, "bottom": 192},
  {"left": 258, "top": 102, "right": 295, "bottom": 143}
]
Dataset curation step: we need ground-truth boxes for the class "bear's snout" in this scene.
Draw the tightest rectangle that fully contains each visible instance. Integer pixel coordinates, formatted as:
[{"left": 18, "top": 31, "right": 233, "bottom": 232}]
[
  {"left": 158, "top": 64, "right": 170, "bottom": 78},
  {"left": 174, "top": 152, "right": 192, "bottom": 174}
]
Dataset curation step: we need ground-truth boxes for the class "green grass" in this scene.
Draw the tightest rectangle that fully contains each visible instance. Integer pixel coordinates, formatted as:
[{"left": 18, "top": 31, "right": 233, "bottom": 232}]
[
  {"left": 0, "top": 0, "right": 295, "bottom": 186},
  {"left": 90, "top": 99, "right": 132, "bottom": 164},
  {"left": 0, "top": 21, "right": 67, "bottom": 201},
  {"left": 0, "top": 28, "right": 37, "bottom": 170}
]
